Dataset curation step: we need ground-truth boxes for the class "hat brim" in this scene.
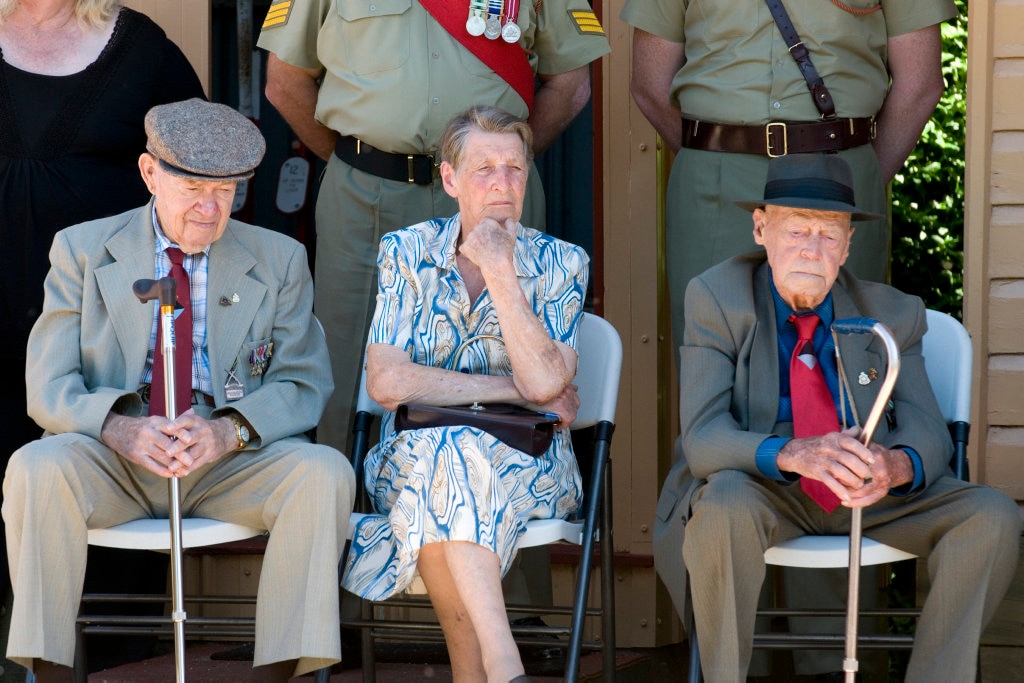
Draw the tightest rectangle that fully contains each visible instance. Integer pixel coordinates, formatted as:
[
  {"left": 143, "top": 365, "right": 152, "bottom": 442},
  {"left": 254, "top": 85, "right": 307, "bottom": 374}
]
[
  {"left": 157, "top": 158, "right": 254, "bottom": 183},
  {"left": 735, "top": 197, "right": 884, "bottom": 222}
]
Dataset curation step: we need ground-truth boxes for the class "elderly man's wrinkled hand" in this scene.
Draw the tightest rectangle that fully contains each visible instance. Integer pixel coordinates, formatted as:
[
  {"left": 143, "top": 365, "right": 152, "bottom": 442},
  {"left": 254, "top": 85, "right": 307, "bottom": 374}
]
[
  {"left": 841, "top": 442, "right": 915, "bottom": 508},
  {"left": 101, "top": 412, "right": 187, "bottom": 478},
  {"left": 101, "top": 410, "right": 238, "bottom": 479},
  {"left": 776, "top": 427, "right": 876, "bottom": 506},
  {"left": 161, "top": 412, "right": 239, "bottom": 477}
]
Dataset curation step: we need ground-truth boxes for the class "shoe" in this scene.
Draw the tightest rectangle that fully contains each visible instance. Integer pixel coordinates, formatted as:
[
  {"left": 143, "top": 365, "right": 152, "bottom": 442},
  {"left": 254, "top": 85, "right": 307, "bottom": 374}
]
[{"left": 509, "top": 616, "right": 564, "bottom": 662}]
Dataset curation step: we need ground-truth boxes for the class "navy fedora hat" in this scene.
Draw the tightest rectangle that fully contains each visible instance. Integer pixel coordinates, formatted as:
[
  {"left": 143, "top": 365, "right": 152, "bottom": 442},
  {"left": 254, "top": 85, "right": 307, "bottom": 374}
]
[{"left": 735, "top": 153, "right": 884, "bottom": 221}]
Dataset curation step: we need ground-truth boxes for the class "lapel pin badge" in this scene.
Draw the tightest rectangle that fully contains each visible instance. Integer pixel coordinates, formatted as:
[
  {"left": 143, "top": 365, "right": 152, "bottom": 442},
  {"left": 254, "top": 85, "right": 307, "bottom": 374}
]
[
  {"left": 858, "top": 368, "right": 879, "bottom": 385},
  {"left": 219, "top": 296, "right": 231, "bottom": 306},
  {"left": 232, "top": 293, "right": 240, "bottom": 303}
]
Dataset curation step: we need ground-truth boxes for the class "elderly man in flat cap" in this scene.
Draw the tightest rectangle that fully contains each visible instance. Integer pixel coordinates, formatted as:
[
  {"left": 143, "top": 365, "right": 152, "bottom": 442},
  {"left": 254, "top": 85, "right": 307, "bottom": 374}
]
[
  {"left": 2, "top": 98, "right": 354, "bottom": 682},
  {"left": 655, "top": 153, "right": 1020, "bottom": 682}
]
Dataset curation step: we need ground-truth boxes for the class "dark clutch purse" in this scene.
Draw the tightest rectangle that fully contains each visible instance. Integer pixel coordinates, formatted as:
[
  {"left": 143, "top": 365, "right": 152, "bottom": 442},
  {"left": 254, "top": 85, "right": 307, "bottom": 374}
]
[{"left": 394, "top": 402, "right": 560, "bottom": 457}]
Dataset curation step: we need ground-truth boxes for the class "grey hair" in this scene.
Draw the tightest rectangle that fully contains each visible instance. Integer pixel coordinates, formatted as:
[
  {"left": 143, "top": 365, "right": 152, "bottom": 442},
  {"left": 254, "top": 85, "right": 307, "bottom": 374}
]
[{"left": 439, "top": 105, "right": 534, "bottom": 170}]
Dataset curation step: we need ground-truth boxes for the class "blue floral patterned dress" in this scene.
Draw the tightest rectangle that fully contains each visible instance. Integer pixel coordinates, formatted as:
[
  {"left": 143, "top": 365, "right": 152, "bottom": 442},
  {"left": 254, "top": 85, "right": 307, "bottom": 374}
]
[{"left": 341, "top": 214, "right": 589, "bottom": 601}]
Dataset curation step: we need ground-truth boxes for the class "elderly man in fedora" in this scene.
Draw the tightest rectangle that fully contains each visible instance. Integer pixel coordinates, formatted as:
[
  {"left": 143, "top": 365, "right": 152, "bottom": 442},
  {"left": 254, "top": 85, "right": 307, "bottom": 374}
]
[
  {"left": 3, "top": 98, "right": 354, "bottom": 682},
  {"left": 655, "top": 153, "right": 1020, "bottom": 682}
]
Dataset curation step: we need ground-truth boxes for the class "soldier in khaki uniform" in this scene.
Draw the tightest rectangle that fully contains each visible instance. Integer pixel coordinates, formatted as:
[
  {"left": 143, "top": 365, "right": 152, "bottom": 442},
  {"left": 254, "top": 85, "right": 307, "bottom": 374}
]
[
  {"left": 621, "top": 0, "right": 958, "bottom": 347},
  {"left": 257, "top": 0, "right": 609, "bottom": 454}
]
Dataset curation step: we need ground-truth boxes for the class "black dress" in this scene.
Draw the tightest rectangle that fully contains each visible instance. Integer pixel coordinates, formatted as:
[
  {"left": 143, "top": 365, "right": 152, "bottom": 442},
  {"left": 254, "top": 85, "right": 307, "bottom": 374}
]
[{"left": 0, "top": 6, "right": 204, "bottom": 615}]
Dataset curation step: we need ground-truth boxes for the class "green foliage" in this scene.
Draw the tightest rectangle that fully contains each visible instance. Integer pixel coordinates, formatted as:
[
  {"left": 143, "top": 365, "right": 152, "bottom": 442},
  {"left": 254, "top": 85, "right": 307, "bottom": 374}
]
[{"left": 890, "top": 0, "right": 968, "bottom": 317}]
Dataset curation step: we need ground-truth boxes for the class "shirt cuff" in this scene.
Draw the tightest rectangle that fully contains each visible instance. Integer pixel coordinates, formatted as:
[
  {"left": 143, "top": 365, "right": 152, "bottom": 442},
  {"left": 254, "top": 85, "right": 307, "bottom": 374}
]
[
  {"left": 756, "top": 436, "right": 799, "bottom": 482},
  {"left": 889, "top": 446, "right": 924, "bottom": 496}
]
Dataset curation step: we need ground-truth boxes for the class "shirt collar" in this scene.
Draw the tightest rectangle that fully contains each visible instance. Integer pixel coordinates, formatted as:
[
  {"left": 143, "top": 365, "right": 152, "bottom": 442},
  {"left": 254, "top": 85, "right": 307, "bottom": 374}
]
[
  {"left": 150, "top": 202, "right": 211, "bottom": 257},
  {"left": 769, "top": 271, "right": 835, "bottom": 335}
]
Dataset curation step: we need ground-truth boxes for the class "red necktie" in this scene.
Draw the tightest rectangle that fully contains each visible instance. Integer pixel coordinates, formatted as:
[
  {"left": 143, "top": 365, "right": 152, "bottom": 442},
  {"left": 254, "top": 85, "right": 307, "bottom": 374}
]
[
  {"left": 789, "top": 313, "right": 842, "bottom": 512},
  {"left": 149, "top": 248, "right": 193, "bottom": 418}
]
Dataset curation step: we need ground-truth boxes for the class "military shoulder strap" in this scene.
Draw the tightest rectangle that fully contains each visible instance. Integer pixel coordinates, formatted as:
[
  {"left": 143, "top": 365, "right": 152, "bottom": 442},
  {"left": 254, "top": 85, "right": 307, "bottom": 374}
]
[{"left": 764, "top": 0, "right": 837, "bottom": 119}]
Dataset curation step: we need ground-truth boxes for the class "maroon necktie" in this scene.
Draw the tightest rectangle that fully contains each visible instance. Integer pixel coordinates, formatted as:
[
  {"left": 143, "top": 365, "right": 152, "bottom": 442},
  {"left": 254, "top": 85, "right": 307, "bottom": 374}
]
[
  {"left": 789, "top": 313, "right": 842, "bottom": 512},
  {"left": 149, "top": 248, "right": 193, "bottom": 418}
]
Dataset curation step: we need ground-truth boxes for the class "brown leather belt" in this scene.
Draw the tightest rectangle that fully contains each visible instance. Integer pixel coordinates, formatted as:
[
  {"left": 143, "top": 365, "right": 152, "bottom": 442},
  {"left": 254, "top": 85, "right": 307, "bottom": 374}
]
[
  {"left": 680, "top": 117, "right": 876, "bottom": 157},
  {"left": 138, "top": 384, "right": 215, "bottom": 407},
  {"left": 334, "top": 135, "right": 440, "bottom": 185}
]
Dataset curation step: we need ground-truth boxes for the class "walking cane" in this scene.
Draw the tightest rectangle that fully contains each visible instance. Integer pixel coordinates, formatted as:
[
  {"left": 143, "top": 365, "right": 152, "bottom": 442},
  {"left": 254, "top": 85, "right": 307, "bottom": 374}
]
[
  {"left": 831, "top": 318, "right": 901, "bottom": 683},
  {"left": 133, "top": 276, "right": 188, "bottom": 683}
]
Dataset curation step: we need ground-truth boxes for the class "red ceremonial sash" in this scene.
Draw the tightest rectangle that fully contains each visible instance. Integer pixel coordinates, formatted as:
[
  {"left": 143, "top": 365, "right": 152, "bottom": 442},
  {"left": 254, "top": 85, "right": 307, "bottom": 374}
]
[{"left": 418, "top": 0, "right": 535, "bottom": 111}]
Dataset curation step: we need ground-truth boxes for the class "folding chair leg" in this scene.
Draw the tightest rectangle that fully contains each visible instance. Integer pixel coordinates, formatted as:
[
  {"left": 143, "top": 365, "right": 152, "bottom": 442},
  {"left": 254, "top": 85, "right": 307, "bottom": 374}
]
[
  {"left": 688, "top": 628, "right": 701, "bottom": 683},
  {"left": 686, "top": 578, "right": 702, "bottom": 683},
  {"left": 600, "top": 457, "right": 616, "bottom": 682},
  {"left": 360, "top": 597, "right": 375, "bottom": 683},
  {"left": 566, "top": 427, "right": 614, "bottom": 682},
  {"left": 74, "top": 619, "right": 88, "bottom": 683}
]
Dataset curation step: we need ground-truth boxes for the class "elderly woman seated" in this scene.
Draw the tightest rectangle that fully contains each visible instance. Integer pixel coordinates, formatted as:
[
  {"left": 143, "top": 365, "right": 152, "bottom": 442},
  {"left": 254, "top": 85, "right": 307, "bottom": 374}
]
[{"left": 341, "top": 105, "right": 589, "bottom": 683}]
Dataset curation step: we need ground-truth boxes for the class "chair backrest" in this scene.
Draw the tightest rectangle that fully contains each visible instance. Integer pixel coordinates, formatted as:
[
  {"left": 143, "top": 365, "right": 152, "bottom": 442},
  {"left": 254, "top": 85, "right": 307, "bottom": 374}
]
[
  {"left": 922, "top": 309, "right": 972, "bottom": 425},
  {"left": 921, "top": 308, "right": 972, "bottom": 480},
  {"left": 571, "top": 312, "right": 623, "bottom": 428},
  {"left": 355, "top": 356, "right": 385, "bottom": 416}
]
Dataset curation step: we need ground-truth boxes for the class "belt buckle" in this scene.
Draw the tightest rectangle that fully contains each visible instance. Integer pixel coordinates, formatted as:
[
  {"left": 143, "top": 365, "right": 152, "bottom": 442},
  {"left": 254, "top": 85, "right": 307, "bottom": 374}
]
[
  {"left": 407, "top": 154, "right": 437, "bottom": 184},
  {"left": 766, "top": 122, "right": 788, "bottom": 158}
]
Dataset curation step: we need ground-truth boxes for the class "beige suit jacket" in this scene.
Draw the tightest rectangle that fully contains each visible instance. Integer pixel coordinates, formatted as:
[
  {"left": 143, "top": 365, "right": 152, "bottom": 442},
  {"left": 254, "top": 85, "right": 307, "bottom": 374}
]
[
  {"left": 24, "top": 201, "right": 332, "bottom": 444},
  {"left": 654, "top": 252, "right": 953, "bottom": 625}
]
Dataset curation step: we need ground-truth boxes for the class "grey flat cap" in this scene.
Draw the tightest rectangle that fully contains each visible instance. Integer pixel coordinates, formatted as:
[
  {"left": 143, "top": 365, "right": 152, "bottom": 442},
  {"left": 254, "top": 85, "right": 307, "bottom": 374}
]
[{"left": 145, "top": 98, "right": 266, "bottom": 182}]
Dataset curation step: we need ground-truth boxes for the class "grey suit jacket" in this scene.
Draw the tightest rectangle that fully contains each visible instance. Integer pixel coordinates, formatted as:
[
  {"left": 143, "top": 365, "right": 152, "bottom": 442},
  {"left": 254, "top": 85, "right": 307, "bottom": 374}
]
[
  {"left": 25, "top": 202, "right": 333, "bottom": 448},
  {"left": 654, "top": 252, "right": 953, "bottom": 625}
]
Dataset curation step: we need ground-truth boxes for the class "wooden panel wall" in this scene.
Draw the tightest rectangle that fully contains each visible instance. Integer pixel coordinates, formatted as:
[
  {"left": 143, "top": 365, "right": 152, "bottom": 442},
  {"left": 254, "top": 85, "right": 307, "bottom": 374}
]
[
  {"left": 966, "top": 0, "right": 1024, "bottom": 501},
  {"left": 600, "top": 0, "right": 683, "bottom": 647}
]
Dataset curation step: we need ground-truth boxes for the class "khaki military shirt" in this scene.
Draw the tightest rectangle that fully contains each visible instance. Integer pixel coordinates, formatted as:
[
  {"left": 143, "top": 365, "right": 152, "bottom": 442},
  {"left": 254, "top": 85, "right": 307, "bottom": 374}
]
[
  {"left": 258, "top": 0, "right": 610, "bottom": 154},
  {"left": 620, "top": 0, "right": 957, "bottom": 124}
]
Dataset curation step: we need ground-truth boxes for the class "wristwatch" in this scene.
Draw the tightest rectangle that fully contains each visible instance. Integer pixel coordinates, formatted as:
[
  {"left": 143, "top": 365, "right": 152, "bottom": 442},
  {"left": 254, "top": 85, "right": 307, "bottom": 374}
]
[{"left": 229, "top": 414, "right": 250, "bottom": 451}]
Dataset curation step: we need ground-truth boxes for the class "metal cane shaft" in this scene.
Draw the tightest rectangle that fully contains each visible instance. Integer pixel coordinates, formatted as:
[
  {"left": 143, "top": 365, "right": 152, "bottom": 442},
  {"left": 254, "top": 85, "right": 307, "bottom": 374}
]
[
  {"left": 169, "top": 476, "right": 186, "bottom": 683},
  {"left": 844, "top": 506, "right": 863, "bottom": 682},
  {"left": 160, "top": 303, "right": 188, "bottom": 683},
  {"left": 832, "top": 319, "right": 901, "bottom": 683},
  {"left": 135, "top": 278, "right": 188, "bottom": 683}
]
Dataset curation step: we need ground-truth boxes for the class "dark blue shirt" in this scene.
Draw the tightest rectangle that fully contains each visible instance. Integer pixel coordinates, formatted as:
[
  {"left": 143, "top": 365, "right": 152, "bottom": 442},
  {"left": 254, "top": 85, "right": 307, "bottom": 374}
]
[{"left": 754, "top": 277, "right": 923, "bottom": 494}]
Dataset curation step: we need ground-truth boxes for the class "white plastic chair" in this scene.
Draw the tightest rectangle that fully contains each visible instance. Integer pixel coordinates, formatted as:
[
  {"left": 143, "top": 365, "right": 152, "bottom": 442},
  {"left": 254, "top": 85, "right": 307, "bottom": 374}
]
[
  {"left": 75, "top": 519, "right": 263, "bottom": 681},
  {"left": 87, "top": 518, "right": 261, "bottom": 552},
  {"left": 688, "top": 309, "right": 973, "bottom": 681},
  {"left": 343, "top": 312, "right": 622, "bottom": 683}
]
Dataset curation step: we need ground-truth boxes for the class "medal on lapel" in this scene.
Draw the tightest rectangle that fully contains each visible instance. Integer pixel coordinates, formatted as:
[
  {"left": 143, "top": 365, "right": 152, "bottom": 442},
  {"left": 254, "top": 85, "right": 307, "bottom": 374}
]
[{"left": 249, "top": 342, "right": 274, "bottom": 376}]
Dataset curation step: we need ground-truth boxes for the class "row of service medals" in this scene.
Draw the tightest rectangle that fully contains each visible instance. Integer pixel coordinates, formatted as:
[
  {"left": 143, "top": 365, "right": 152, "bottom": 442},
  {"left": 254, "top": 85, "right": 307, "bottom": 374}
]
[{"left": 466, "top": 0, "right": 521, "bottom": 43}]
